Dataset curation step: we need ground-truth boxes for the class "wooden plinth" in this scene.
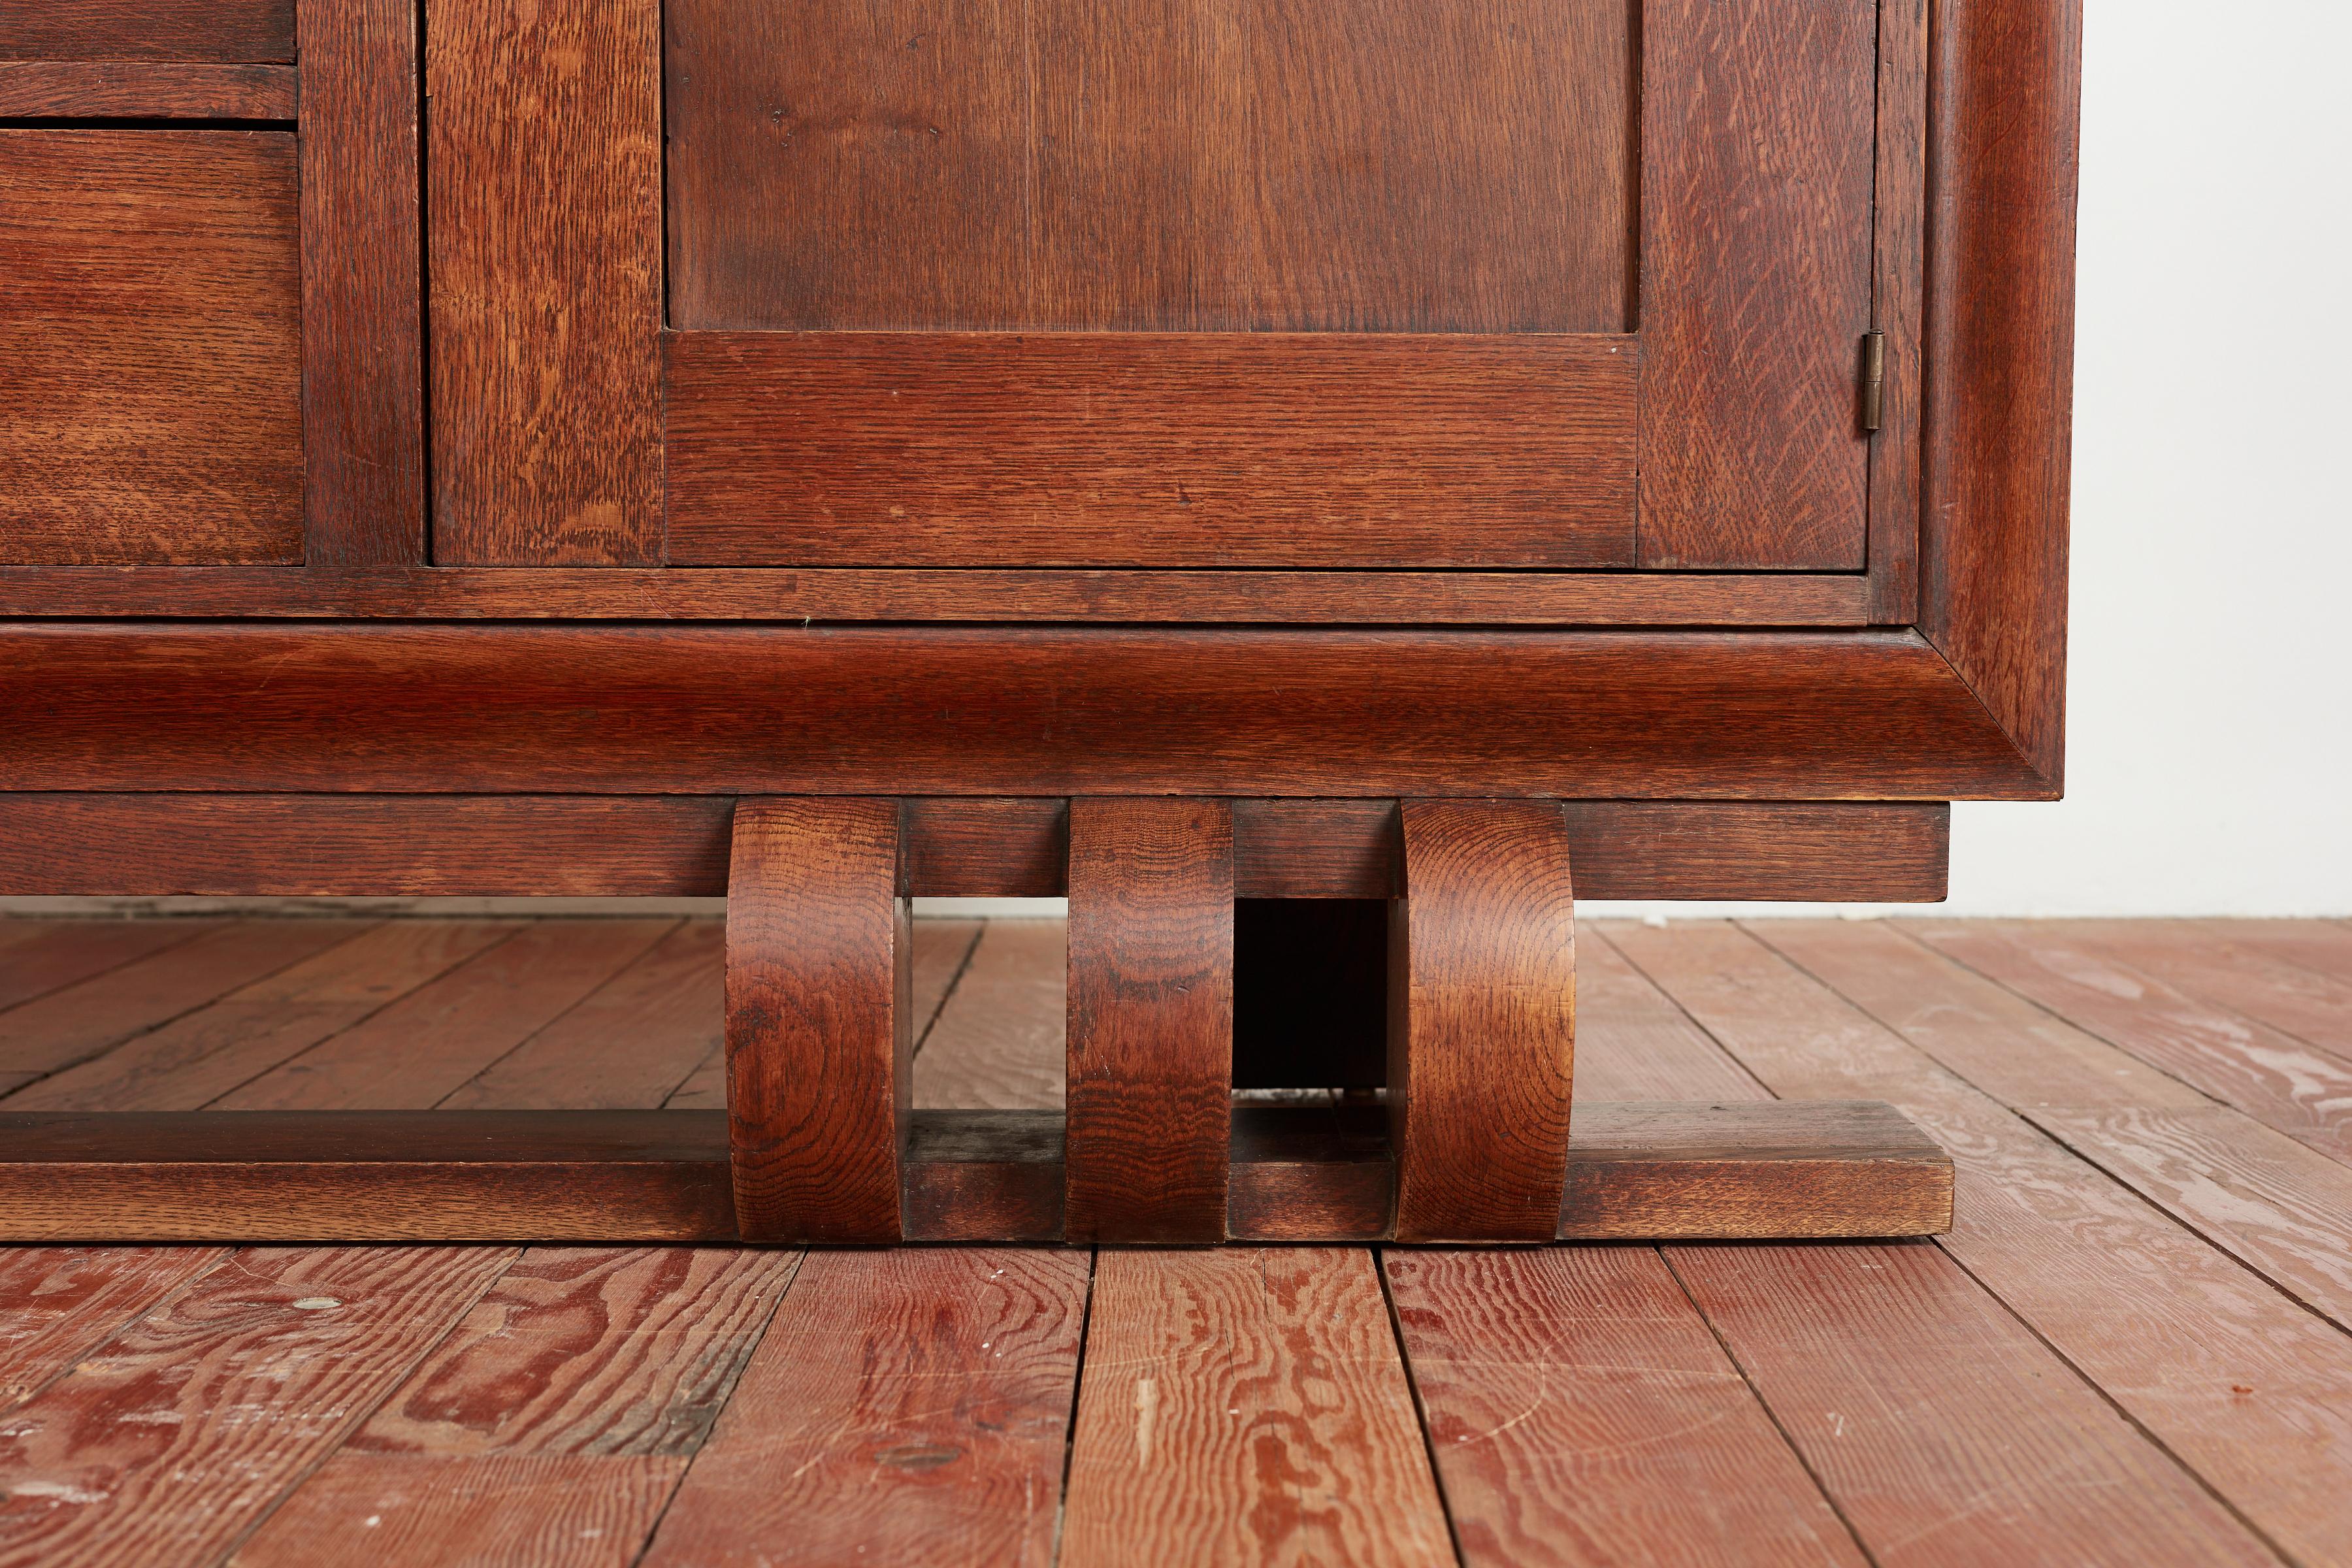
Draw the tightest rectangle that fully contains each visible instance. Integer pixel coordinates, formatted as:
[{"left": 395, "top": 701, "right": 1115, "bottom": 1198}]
[
  {"left": 0, "top": 1102, "right": 1951, "bottom": 1243},
  {"left": 0, "top": 794, "right": 1957, "bottom": 1244}
]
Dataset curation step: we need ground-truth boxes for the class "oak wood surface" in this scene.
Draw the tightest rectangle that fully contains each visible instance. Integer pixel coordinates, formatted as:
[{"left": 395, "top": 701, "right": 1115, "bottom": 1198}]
[
  {"left": 1669, "top": 1242, "right": 2277, "bottom": 1568},
  {"left": 1867, "top": 0, "right": 1929, "bottom": 623},
  {"left": 0, "top": 1245, "right": 512, "bottom": 1568},
  {"left": 1060, "top": 1249, "right": 1452, "bottom": 1568},
  {"left": 725, "top": 799, "right": 910, "bottom": 1244},
  {"left": 0, "top": 130, "right": 301, "bottom": 564},
  {"left": 1607, "top": 920, "right": 2352, "bottom": 1567},
  {"left": 297, "top": 0, "right": 425, "bottom": 565},
  {"left": 444, "top": 920, "right": 723, "bottom": 1111},
  {"left": 1918, "top": 0, "right": 2082, "bottom": 784},
  {"left": 0, "top": 60, "right": 295, "bottom": 118},
  {"left": 1064, "top": 798, "right": 1232, "bottom": 1243},
  {"left": 901, "top": 1109, "right": 1066, "bottom": 1243},
  {"left": 1224, "top": 1102, "right": 1394, "bottom": 1242},
  {"left": 0, "top": 625, "right": 2047, "bottom": 799},
  {"left": 216, "top": 919, "right": 674, "bottom": 1111},
  {"left": 666, "top": 0, "right": 1629, "bottom": 335},
  {"left": 0, "top": 564, "right": 1876, "bottom": 625},
  {"left": 0, "top": 919, "right": 356, "bottom": 1081},
  {"left": 0, "top": 794, "right": 1953, "bottom": 904},
  {"left": 1390, "top": 800, "right": 1575, "bottom": 1241},
  {"left": 1386, "top": 1247, "right": 1869, "bottom": 1568},
  {"left": 6, "top": 920, "right": 509, "bottom": 1112},
  {"left": 640, "top": 1249, "right": 1088, "bottom": 1568},
  {"left": 0, "top": 1, "right": 294, "bottom": 61},
  {"left": 664, "top": 331, "right": 1639, "bottom": 568},
  {"left": 1637, "top": 0, "right": 1877, "bottom": 569},
  {"left": 426, "top": 0, "right": 661, "bottom": 564}
]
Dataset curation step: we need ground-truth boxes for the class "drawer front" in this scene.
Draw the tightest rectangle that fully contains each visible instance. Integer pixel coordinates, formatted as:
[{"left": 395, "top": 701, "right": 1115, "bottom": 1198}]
[{"left": 0, "top": 130, "right": 302, "bottom": 564}]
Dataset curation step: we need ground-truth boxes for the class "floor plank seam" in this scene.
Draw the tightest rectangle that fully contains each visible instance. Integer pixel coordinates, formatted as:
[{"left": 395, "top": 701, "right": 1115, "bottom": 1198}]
[
  {"left": 201, "top": 1243, "right": 529, "bottom": 1568},
  {"left": 1373, "top": 1245, "right": 1471, "bottom": 1568},
  {"left": 0, "top": 917, "right": 217, "bottom": 1019},
  {"left": 1655, "top": 1243, "right": 1886, "bottom": 1568},
  {"left": 628, "top": 1246, "right": 812, "bottom": 1567},
  {"left": 1046, "top": 1247, "right": 1099, "bottom": 1568},
  {"left": 1586, "top": 924, "right": 1782, "bottom": 1101},
  {"left": 0, "top": 1247, "right": 238, "bottom": 1422},
  {"left": 909, "top": 920, "right": 988, "bottom": 1068},
  {"left": 428, "top": 916, "right": 689, "bottom": 1110}
]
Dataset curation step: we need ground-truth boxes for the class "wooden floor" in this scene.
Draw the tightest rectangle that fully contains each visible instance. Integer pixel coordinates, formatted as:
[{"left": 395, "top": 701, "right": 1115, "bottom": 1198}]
[{"left": 2, "top": 914, "right": 2350, "bottom": 1566}]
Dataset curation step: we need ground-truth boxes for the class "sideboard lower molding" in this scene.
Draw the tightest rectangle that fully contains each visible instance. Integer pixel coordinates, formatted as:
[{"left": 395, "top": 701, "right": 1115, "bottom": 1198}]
[
  {"left": 0, "top": 795, "right": 1946, "bottom": 903},
  {"left": 0, "top": 623, "right": 2046, "bottom": 798}
]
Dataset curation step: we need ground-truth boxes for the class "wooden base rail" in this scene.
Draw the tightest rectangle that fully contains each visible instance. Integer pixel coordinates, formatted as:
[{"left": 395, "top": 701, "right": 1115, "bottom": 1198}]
[
  {"left": 0, "top": 793, "right": 1955, "bottom": 1244},
  {"left": 0, "top": 1103, "right": 1952, "bottom": 1244}
]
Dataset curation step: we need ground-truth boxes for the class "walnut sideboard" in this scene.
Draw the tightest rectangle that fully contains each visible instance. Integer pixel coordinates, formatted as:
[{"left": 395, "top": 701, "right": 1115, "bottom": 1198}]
[{"left": 0, "top": 0, "right": 2078, "bottom": 1245}]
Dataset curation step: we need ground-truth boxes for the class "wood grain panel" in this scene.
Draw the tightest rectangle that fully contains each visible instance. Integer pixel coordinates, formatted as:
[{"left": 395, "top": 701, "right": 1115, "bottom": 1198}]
[
  {"left": 901, "top": 1109, "right": 1066, "bottom": 1242},
  {"left": 0, "top": 563, "right": 1875, "bottom": 625},
  {"left": 665, "top": 331, "right": 1638, "bottom": 568},
  {"left": 726, "top": 799, "right": 909, "bottom": 1243},
  {"left": 1061, "top": 1249, "right": 1451, "bottom": 1567},
  {"left": 640, "top": 1249, "right": 1087, "bottom": 1568},
  {"left": 1919, "top": 0, "right": 2082, "bottom": 783},
  {"left": 1390, "top": 800, "right": 1575, "bottom": 1241},
  {"left": 298, "top": 0, "right": 426, "bottom": 564},
  {"left": 0, "top": 0, "right": 293, "bottom": 60},
  {"left": 0, "top": 130, "right": 301, "bottom": 564},
  {"left": 0, "top": 625, "right": 2046, "bottom": 800},
  {"left": 0, "top": 795, "right": 1951, "bottom": 904},
  {"left": 427, "top": 0, "right": 661, "bottom": 563},
  {"left": 1224, "top": 1103, "right": 1392, "bottom": 1241},
  {"left": 0, "top": 1245, "right": 512, "bottom": 1568},
  {"left": 0, "top": 1110, "right": 739, "bottom": 1241},
  {"left": 668, "top": 0, "right": 1629, "bottom": 333},
  {"left": 1672, "top": 1241, "right": 2277, "bottom": 1568},
  {"left": 218, "top": 920, "right": 674, "bottom": 1110},
  {"left": 0, "top": 61, "right": 295, "bottom": 118},
  {"left": 1065, "top": 798, "right": 1232, "bottom": 1243},
  {"left": 1387, "top": 1247, "right": 1867, "bottom": 1568},
  {"left": 1637, "top": 0, "right": 1878, "bottom": 568}
]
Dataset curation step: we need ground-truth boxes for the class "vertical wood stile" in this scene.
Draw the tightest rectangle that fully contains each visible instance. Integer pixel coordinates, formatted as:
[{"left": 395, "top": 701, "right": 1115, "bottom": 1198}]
[
  {"left": 296, "top": 0, "right": 425, "bottom": 564},
  {"left": 1065, "top": 797, "right": 1235, "bottom": 1243},
  {"left": 724, "top": 798, "right": 910, "bottom": 1243},
  {"left": 1390, "top": 798, "right": 1576, "bottom": 1241}
]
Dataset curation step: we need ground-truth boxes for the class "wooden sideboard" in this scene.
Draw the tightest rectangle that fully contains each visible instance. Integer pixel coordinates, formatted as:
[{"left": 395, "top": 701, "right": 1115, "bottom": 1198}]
[{"left": 0, "top": 0, "right": 2079, "bottom": 1245}]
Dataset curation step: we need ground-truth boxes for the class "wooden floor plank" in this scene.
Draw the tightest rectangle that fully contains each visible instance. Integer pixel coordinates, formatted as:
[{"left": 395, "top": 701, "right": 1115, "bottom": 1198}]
[
  {"left": 218, "top": 920, "right": 676, "bottom": 1111},
  {"left": 1061, "top": 1248, "right": 1452, "bottom": 1568},
  {"left": 2069, "top": 919, "right": 2352, "bottom": 1062},
  {"left": 1388, "top": 1247, "right": 1866, "bottom": 1567},
  {"left": 640, "top": 1249, "right": 1087, "bottom": 1568},
  {"left": 916, "top": 919, "right": 1066, "bottom": 1110},
  {"left": 1763, "top": 921, "right": 2352, "bottom": 1332},
  {"left": 0, "top": 920, "right": 223, "bottom": 1015},
  {"left": 0, "top": 921, "right": 362, "bottom": 1082},
  {"left": 1572, "top": 932, "right": 1765, "bottom": 1103},
  {"left": 1669, "top": 1242, "right": 2276, "bottom": 1568},
  {"left": 2204, "top": 918, "right": 2352, "bottom": 985},
  {"left": 235, "top": 1245, "right": 801, "bottom": 1567},
  {"left": 5, "top": 922, "right": 521, "bottom": 1113},
  {"left": 230, "top": 1453, "right": 682, "bottom": 1568},
  {"left": 442, "top": 920, "right": 719, "bottom": 1110},
  {"left": 1910, "top": 920, "right": 2352, "bottom": 1163},
  {"left": 665, "top": 917, "right": 979, "bottom": 1112},
  {"left": 0, "top": 1245, "right": 512, "bottom": 1568},
  {"left": 0, "top": 1248, "right": 226, "bottom": 1410},
  {"left": 1607, "top": 920, "right": 2352, "bottom": 1568}
]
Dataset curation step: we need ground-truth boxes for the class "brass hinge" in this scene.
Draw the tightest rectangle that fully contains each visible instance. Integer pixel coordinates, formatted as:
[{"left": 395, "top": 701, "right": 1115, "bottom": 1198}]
[{"left": 1860, "top": 329, "right": 1886, "bottom": 433}]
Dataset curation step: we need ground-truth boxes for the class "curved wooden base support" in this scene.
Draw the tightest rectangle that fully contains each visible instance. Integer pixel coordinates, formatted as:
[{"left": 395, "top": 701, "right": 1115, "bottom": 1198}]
[{"left": 0, "top": 795, "right": 1956, "bottom": 1245}]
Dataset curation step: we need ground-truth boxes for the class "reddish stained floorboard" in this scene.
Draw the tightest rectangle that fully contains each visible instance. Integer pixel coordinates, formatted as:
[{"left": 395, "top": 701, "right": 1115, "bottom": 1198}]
[
  {"left": 0, "top": 919, "right": 224, "bottom": 1015},
  {"left": 913, "top": 918, "right": 1066, "bottom": 1110},
  {"left": 2069, "top": 918, "right": 2352, "bottom": 1062},
  {"left": 1609, "top": 919, "right": 2352, "bottom": 1568}
]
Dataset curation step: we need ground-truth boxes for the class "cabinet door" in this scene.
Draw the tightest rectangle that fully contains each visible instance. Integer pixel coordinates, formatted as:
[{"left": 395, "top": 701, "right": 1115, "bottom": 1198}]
[{"left": 429, "top": 0, "right": 1888, "bottom": 574}]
